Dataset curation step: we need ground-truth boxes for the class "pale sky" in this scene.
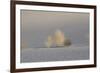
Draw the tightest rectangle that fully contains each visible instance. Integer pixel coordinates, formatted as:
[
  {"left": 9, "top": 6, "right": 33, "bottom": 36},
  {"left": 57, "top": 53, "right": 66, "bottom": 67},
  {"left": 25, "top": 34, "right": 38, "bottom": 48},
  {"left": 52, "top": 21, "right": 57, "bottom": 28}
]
[{"left": 21, "top": 10, "right": 89, "bottom": 48}]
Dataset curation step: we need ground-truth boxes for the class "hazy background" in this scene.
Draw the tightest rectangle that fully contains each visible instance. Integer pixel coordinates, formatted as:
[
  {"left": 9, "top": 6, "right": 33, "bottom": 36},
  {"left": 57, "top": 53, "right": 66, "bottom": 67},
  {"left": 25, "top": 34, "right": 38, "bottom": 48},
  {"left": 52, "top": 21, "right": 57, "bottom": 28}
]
[
  {"left": 21, "top": 10, "right": 89, "bottom": 48},
  {"left": 20, "top": 10, "right": 90, "bottom": 62}
]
